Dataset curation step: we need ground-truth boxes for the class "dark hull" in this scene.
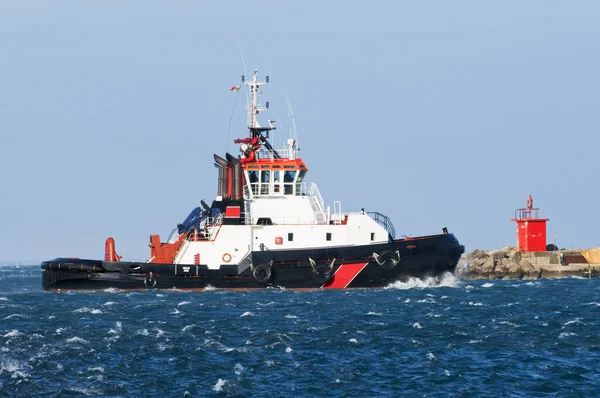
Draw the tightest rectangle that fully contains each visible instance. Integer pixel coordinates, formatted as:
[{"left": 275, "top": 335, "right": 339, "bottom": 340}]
[{"left": 41, "top": 234, "right": 464, "bottom": 291}]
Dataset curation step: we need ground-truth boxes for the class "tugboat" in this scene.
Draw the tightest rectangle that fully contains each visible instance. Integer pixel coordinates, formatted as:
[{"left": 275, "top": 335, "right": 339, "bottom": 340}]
[{"left": 41, "top": 71, "right": 464, "bottom": 291}]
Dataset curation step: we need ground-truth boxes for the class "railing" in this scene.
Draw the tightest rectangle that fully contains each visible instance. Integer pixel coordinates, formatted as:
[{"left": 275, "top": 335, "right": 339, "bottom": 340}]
[
  {"left": 513, "top": 207, "right": 540, "bottom": 220},
  {"left": 367, "top": 212, "right": 396, "bottom": 240},
  {"left": 255, "top": 148, "right": 294, "bottom": 160},
  {"left": 243, "top": 181, "right": 325, "bottom": 209},
  {"left": 297, "top": 182, "right": 325, "bottom": 213},
  {"left": 208, "top": 215, "right": 223, "bottom": 240},
  {"left": 244, "top": 201, "right": 252, "bottom": 225},
  {"left": 254, "top": 216, "right": 324, "bottom": 225},
  {"left": 166, "top": 228, "right": 179, "bottom": 243}
]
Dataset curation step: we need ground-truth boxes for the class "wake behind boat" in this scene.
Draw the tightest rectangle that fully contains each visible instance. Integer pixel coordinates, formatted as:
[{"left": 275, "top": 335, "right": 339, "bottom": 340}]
[{"left": 41, "top": 70, "right": 464, "bottom": 291}]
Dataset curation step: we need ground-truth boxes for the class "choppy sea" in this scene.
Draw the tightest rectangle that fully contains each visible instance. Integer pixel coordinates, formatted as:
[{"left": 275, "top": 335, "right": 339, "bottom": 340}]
[{"left": 1, "top": 265, "right": 600, "bottom": 397}]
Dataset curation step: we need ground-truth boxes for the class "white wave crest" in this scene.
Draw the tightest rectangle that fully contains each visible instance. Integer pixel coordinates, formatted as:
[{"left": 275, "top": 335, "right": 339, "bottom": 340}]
[
  {"left": 233, "top": 363, "right": 244, "bottom": 375},
  {"left": 66, "top": 337, "right": 89, "bottom": 344},
  {"left": 3, "top": 314, "right": 24, "bottom": 320},
  {"left": 74, "top": 307, "right": 102, "bottom": 314},
  {"left": 386, "top": 273, "right": 458, "bottom": 289},
  {"left": 3, "top": 330, "right": 21, "bottom": 338},
  {"left": 182, "top": 324, "right": 196, "bottom": 332},
  {"left": 0, "top": 357, "right": 29, "bottom": 379},
  {"left": 563, "top": 318, "right": 584, "bottom": 326},
  {"left": 413, "top": 322, "right": 423, "bottom": 329},
  {"left": 240, "top": 312, "right": 254, "bottom": 317},
  {"left": 88, "top": 366, "right": 104, "bottom": 373},
  {"left": 204, "top": 285, "right": 217, "bottom": 291},
  {"left": 102, "top": 301, "right": 118, "bottom": 306},
  {"left": 349, "top": 338, "right": 358, "bottom": 344},
  {"left": 178, "top": 301, "right": 191, "bottom": 306},
  {"left": 559, "top": 332, "right": 577, "bottom": 339},
  {"left": 482, "top": 283, "right": 494, "bottom": 288},
  {"left": 285, "top": 347, "right": 293, "bottom": 353},
  {"left": 213, "top": 378, "right": 228, "bottom": 392}
]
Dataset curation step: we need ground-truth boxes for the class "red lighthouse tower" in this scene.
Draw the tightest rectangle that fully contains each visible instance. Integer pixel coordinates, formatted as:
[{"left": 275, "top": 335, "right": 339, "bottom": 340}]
[{"left": 511, "top": 195, "right": 549, "bottom": 252}]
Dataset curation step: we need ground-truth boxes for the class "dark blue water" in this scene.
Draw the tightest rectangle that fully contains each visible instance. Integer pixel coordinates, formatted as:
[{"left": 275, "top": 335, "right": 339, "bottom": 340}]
[{"left": 2, "top": 265, "right": 600, "bottom": 397}]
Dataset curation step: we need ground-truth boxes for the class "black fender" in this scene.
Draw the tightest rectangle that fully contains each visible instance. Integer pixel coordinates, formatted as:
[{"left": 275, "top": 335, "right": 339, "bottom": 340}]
[
  {"left": 373, "top": 250, "right": 400, "bottom": 270},
  {"left": 253, "top": 261, "right": 273, "bottom": 284}
]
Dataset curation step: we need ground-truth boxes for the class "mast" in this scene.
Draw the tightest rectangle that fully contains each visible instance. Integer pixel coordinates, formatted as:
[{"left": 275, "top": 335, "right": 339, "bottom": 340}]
[
  {"left": 238, "top": 70, "right": 280, "bottom": 159},
  {"left": 244, "top": 70, "right": 274, "bottom": 134}
]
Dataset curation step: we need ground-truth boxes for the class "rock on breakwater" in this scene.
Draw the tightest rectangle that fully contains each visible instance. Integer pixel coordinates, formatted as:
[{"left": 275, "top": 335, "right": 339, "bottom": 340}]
[{"left": 457, "top": 248, "right": 600, "bottom": 280}]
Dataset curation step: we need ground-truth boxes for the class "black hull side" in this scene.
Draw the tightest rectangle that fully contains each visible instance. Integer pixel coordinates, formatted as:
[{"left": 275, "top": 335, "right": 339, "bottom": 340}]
[{"left": 41, "top": 233, "right": 464, "bottom": 291}]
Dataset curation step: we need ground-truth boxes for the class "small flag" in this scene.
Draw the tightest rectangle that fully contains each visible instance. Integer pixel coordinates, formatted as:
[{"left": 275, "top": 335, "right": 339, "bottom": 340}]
[{"left": 230, "top": 85, "right": 241, "bottom": 92}]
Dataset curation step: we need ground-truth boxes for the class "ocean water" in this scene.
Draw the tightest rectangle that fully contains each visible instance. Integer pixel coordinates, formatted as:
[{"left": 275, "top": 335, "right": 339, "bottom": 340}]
[{"left": 1, "top": 266, "right": 600, "bottom": 397}]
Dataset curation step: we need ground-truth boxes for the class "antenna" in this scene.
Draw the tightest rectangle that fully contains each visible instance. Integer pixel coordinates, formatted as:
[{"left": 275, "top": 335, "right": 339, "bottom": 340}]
[
  {"left": 235, "top": 40, "right": 248, "bottom": 78},
  {"left": 285, "top": 94, "right": 299, "bottom": 151},
  {"left": 226, "top": 42, "right": 248, "bottom": 154}
]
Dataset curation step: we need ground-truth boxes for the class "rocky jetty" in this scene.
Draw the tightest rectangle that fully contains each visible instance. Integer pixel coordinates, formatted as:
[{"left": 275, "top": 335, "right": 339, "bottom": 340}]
[{"left": 456, "top": 248, "right": 600, "bottom": 280}]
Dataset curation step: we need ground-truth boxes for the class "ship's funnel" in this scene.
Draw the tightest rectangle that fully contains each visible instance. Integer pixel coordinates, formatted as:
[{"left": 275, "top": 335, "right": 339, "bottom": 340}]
[
  {"left": 214, "top": 154, "right": 229, "bottom": 198},
  {"left": 226, "top": 153, "right": 243, "bottom": 201}
]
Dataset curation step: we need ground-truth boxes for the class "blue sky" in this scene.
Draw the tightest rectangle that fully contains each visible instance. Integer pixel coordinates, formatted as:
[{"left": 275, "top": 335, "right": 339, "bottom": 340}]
[{"left": 1, "top": 1, "right": 599, "bottom": 262}]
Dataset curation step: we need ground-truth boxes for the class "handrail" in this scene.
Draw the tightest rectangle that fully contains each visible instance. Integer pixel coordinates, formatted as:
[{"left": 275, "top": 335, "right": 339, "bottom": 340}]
[
  {"left": 254, "top": 216, "right": 326, "bottom": 225},
  {"left": 208, "top": 215, "right": 223, "bottom": 240},
  {"left": 513, "top": 208, "right": 541, "bottom": 220},
  {"left": 367, "top": 212, "right": 396, "bottom": 240},
  {"left": 255, "top": 148, "right": 293, "bottom": 159},
  {"left": 297, "top": 182, "right": 325, "bottom": 212},
  {"left": 243, "top": 181, "right": 325, "bottom": 207},
  {"left": 166, "top": 228, "right": 180, "bottom": 244}
]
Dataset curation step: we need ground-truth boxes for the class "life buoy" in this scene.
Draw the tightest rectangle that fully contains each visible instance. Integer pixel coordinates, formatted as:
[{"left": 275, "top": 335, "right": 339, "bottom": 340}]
[
  {"left": 222, "top": 253, "right": 232, "bottom": 263},
  {"left": 373, "top": 250, "right": 401, "bottom": 270},
  {"left": 253, "top": 263, "right": 272, "bottom": 284},
  {"left": 144, "top": 272, "right": 157, "bottom": 288}
]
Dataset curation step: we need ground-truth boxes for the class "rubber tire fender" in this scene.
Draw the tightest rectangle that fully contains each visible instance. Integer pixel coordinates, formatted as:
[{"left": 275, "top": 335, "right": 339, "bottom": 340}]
[
  {"left": 376, "top": 250, "right": 399, "bottom": 271},
  {"left": 253, "top": 264, "right": 272, "bottom": 284},
  {"left": 144, "top": 274, "right": 157, "bottom": 288},
  {"left": 312, "top": 264, "right": 333, "bottom": 285}
]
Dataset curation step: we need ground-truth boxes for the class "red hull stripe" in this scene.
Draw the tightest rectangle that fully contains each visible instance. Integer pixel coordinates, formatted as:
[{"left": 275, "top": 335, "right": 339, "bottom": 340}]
[{"left": 322, "top": 262, "right": 368, "bottom": 289}]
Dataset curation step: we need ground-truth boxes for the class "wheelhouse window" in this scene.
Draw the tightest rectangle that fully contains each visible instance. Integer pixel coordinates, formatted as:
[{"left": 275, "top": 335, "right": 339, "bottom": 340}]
[
  {"left": 288, "top": 233, "right": 293, "bottom": 242},
  {"left": 260, "top": 170, "right": 270, "bottom": 195},
  {"left": 326, "top": 232, "right": 332, "bottom": 241},
  {"left": 296, "top": 170, "right": 307, "bottom": 195},
  {"left": 247, "top": 171, "right": 259, "bottom": 195},
  {"left": 284, "top": 170, "right": 296, "bottom": 195},
  {"left": 273, "top": 170, "right": 281, "bottom": 193},
  {"left": 371, "top": 232, "right": 375, "bottom": 241}
]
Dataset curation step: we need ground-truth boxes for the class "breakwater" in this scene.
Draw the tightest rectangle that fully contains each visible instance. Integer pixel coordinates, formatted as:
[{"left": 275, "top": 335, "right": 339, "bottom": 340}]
[{"left": 457, "top": 248, "right": 600, "bottom": 280}]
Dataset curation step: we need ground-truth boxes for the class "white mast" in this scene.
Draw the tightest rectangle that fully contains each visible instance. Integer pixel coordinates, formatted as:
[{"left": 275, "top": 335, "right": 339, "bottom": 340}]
[{"left": 243, "top": 69, "right": 270, "bottom": 133}]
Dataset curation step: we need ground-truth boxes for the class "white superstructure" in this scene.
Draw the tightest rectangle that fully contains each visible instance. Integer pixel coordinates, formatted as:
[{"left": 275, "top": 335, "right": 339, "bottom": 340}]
[{"left": 162, "top": 71, "right": 396, "bottom": 269}]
